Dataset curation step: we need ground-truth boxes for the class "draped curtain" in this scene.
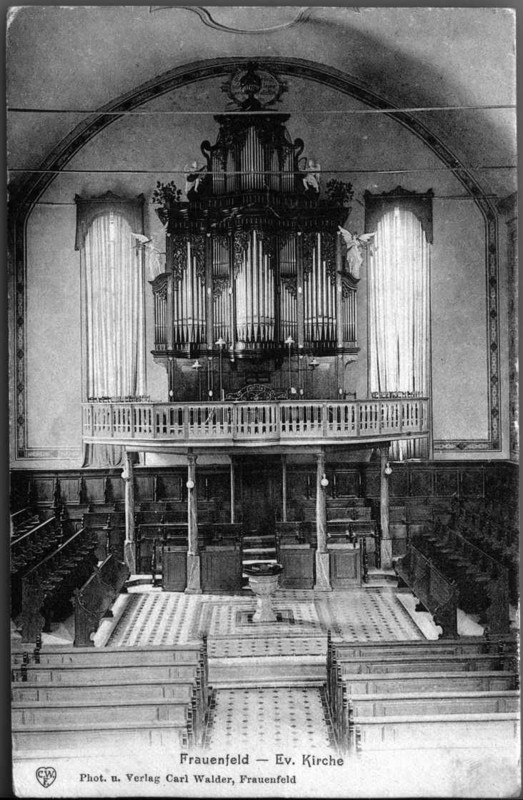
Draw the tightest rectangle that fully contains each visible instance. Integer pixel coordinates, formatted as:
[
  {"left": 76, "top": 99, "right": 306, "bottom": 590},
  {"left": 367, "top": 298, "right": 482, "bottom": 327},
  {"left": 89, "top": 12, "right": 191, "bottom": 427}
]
[
  {"left": 369, "top": 206, "right": 430, "bottom": 459},
  {"left": 82, "top": 211, "right": 146, "bottom": 466},
  {"left": 85, "top": 212, "right": 145, "bottom": 398}
]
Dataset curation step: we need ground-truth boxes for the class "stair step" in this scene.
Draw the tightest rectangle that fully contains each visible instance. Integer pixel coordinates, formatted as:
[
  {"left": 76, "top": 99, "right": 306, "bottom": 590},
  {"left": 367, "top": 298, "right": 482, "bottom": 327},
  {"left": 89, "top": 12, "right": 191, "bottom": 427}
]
[
  {"left": 243, "top": 548, "right": 277, "bottom": 555},
  {"left": 243, "top": 537, "right": 275, "bottom": 545}
]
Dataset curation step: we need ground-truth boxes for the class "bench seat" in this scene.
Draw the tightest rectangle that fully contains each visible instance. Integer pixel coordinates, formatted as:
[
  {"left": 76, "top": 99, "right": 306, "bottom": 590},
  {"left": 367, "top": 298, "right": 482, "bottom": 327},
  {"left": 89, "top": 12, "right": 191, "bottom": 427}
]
[
  {"left": 12, "top": 719, "right": 191, "bottom": 753},
  {"left": 337, "top": 653, "right": 509, "bottom": 675},
  {"left": 352, "top": 712, "right": 519, "bottom": 752},
  {"left": 347, "top": 690, "right": 519, "bottom": 717},
  {"left": 12, "top": 678, "right": 196, "bottom": 704},
  {"left": 341, "top": 670, "right": 518, "bottom": 695},
  {"left": 12, "top": 643, "right": 202, "bottom": 667},
  {"left": 331, "top": 635, "right": 516, "bottom": 660},
  {"left": 20, "top": 663, "right": 201, "bottom": 684},
  {"left": 12, "top": 697, "right": 192, "bottom": 727}
]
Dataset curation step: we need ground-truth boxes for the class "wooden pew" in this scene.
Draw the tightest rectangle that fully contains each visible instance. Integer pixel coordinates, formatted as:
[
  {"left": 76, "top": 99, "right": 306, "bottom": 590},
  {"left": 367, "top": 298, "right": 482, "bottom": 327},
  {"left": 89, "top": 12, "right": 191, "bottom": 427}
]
[
  {"left": 136, "top": 524, "right": 188, "bottom": 575},
  {"left": 15, "top": 662, "right": 201, "bottom": 685},
  {"left": 338, "top": 671, "right": 517, "bottom": 696},
  {"left": 345, "top": 690, "right": 519, "bottom": 718},
  {"left": 12, "top": 697, "right": 193, "bottom": 727},
  {"left": 12, "top": 720, "right": 193, "bottom": 754},
  {"left": 11, "top": 508, "right": 43, "bottom": 538},
  {"left": 347, "top": 712, "right": 519, "bottom": 754},
  {"left": 17, "top": 528, "right": 98, "bottom": 643},
  {"left": 12, "top": 679, "right": 197, "bottom": 704},
  {"left": 329, "top": 634, "right": 517, "bottom": 661},
  {"left": 336, "top": 653, "right": 512, "bottom": 675},
  {"left": 12, "top": 640, "right": 210, "bottom": 753},
  {"left": 73, "top": 554, "right": 130, "bottom": 646},
  {"left": 395, "top": 542, "right": 459, "bottom": 637},
  {"left": 412, "top": 524, "right": 511, "bottom": 634},
  {"left": 13, "top": 642, "right": 203, "bottom": 667},
  {"left": 11, "top": 517, "right": 62, "bottom": 578}
]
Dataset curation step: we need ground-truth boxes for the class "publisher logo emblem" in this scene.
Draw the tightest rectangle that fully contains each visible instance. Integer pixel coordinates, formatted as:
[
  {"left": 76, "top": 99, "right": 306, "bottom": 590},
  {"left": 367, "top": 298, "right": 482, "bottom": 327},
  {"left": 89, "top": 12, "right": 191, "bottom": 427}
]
[{"left": 36, "top": 767, "right": 56, "bottom": 788}]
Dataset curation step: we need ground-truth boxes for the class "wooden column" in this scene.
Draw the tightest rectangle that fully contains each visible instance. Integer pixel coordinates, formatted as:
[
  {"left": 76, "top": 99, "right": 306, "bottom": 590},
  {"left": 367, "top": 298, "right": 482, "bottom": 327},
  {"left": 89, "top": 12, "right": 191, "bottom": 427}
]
[
  {"left": 185, "top": 452, "right": 201, "bottom": 593},
  {"left": 281, "top": 455, "right": 287, "bottom": 522},
  {"left": 314, "top": 448, "right": 331, "bottom": 590},
  {"left": 380, "top": 444, "right": 392, "bottom": 570},
  {"left": 230, "top": 457, "right": 235, "bottom": 524},
  {"left": 123, "top": 451, "right": 136, "bottom": 574}
]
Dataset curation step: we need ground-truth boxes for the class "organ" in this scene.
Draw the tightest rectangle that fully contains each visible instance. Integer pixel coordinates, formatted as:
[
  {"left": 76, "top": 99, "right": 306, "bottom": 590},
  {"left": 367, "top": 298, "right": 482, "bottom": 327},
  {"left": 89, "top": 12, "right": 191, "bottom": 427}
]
[{"left": 150, "top": 63, "right": 359, "bottom": 400}]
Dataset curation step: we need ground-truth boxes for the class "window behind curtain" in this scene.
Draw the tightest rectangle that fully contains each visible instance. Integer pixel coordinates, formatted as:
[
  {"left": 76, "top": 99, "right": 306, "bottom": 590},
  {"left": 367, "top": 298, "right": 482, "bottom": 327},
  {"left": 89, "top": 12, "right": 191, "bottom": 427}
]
[
  {"left": 368, "top": 206, "right": 430, "bottom": 460},
  {"left": 84, "top": 211, "right": 146, "bottom": 399}
]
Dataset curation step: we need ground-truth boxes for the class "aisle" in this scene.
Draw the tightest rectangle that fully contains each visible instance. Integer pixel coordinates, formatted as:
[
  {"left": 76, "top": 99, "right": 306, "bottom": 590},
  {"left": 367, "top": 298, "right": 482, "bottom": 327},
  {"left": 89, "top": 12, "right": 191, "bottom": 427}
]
[{"left": 206, "top": 686, "right": 334, "bottom": 752}]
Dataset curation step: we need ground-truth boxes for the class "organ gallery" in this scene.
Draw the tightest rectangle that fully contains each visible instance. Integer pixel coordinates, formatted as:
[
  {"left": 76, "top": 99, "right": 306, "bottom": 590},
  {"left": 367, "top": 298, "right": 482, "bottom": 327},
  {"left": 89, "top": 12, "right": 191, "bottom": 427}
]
[{"left": 7, "top": 9, "right": 519, "bottom": 798}]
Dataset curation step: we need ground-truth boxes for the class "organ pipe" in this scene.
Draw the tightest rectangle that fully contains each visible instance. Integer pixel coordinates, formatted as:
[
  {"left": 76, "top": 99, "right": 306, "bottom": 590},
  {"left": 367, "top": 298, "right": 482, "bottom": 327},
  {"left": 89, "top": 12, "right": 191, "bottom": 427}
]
[{"left": 156, "top": 65, "right": 358, "bottom": 367}]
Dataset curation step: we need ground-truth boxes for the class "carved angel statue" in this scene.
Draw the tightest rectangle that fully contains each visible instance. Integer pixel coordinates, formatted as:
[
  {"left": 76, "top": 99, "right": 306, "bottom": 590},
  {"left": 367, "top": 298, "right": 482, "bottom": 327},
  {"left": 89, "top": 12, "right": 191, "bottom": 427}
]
[
  {"left": 184, "top": 160, "right": 208, "bottom": 198},
  {"left": 337, "top": 226, "right": 377, "bottom": 280},
  {"left": 130, "top": 233, "right": 165, "bottom": 279},
  {"left": 300, "top": 158, "right": 321, "bottom": 195}
]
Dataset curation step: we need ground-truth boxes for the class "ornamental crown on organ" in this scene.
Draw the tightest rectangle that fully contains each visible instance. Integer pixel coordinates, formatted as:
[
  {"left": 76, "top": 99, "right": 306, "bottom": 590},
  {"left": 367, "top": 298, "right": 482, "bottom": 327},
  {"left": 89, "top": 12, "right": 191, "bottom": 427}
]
[{"left": 150, "top": 63, "right": 361, "bottom": 378}]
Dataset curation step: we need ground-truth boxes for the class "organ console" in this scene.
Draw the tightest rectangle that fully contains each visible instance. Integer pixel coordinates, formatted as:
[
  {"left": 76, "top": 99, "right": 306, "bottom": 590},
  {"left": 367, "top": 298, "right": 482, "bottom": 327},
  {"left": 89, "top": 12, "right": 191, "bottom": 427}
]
[{"left": 151, "top": 62, "right": 359, "bottom": 400}]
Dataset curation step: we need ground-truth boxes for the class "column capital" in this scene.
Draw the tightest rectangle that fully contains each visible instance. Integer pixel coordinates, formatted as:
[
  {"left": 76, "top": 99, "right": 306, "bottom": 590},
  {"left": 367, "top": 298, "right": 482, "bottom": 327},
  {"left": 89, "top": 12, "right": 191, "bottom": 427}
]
[{"left": 315, "top": 449, "right": 326, "bottom": 468}]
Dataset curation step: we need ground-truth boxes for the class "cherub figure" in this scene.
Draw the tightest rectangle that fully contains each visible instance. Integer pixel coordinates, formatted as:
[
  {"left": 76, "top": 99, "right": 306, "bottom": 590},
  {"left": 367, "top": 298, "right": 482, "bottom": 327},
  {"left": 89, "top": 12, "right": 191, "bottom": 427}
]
[
  {"left": 300, "top": 158, "right": 321, "bottom": 195},
  {"left": 130, "top": 233, "right": 165, "bottom": 279},
  {"left": 184, "top": 160, "right": 208, "bottom": 198},
  {"left": 337, "top": 227, "right": 377, "bottom": 280}
]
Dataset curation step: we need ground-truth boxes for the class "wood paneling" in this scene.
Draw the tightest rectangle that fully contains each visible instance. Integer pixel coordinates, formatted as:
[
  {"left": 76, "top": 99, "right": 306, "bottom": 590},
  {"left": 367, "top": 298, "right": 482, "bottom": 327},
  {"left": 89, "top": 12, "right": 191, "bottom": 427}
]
[
  {"left": 329, "top": 546, "right": 361, "bottom": 588},
  {"left": 333, "top": 470, "right": 360, "bottom": 497},
  {"left": 278, "top": 545, "right": 314, "bottom": 588},
  {"left": 201, "top": 547, "right": 242, "bottom": 593},
  {"left": 434, "top": 470, "right": 459, "bottom": 496},
  {"left": 155, "top": 474, "right": 183, "bottom": 501},
  {"left": 134, "top": 474, "right": 154, "bottom": 502},
  {"left": 162, "top": 546, "right": 187, "bottom": 591},
  {"left": 460, "top": 469, "right": 484, "bottom": 497},
  {"left": 390, "top": 469, "right": 410, "bottom": 497},
  {"left": 409, "top": 470, "right": 433, "bottom": 497}
]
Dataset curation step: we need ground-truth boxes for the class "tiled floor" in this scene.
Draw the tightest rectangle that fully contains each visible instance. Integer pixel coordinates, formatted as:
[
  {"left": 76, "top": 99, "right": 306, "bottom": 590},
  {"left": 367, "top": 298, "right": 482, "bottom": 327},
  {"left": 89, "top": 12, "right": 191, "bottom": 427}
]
[
  {"left": 106, "top": 586, "right": 428, "bottom": 650},
  {"left": 106, "top": 589, "right": 200, "bottom": 647},
  {"left": 206, "top": 686, "right": 333, "bottom": 751}
]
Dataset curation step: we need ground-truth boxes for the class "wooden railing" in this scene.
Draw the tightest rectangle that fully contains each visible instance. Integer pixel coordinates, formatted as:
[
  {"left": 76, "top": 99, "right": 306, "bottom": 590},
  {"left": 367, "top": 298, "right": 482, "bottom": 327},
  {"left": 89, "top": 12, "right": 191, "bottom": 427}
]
[{"left": 82, "top": 398, "right": 429, "bottom": 446}]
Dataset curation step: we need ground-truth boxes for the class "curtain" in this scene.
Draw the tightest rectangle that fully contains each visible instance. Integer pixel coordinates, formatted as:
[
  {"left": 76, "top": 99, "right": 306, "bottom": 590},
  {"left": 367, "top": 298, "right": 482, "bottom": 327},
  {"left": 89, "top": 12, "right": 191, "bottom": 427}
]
[
  {"left": 84, "top": 212, "right": 146, "bottom": 399},
  {"left": 369, "top": 206, "right": 430, "bottom": 459}
]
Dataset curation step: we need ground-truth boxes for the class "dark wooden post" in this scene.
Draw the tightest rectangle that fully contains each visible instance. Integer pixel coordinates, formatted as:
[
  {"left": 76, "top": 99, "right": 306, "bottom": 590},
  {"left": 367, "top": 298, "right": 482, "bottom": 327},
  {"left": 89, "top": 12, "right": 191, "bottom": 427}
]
[
  {"left": 314, "top": 449, "right": 331, "bottom": 590},
  {"left": 186, "top": 452, "right": 201, "bottom": 593}
]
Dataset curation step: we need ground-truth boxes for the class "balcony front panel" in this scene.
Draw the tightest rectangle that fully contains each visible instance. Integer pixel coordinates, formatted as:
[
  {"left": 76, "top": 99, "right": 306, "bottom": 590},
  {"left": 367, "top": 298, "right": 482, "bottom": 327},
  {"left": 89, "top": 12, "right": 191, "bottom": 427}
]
[{"left": 83, "top": 398, "right": 429, "bottom": 449}]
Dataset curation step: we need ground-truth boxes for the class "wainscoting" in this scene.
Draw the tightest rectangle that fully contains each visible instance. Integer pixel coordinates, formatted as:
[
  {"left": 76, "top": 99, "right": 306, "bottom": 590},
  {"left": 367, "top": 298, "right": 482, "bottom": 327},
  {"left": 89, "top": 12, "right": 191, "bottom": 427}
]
[{"left": 10, "top": 460, "right": 517, "bottom": 515}]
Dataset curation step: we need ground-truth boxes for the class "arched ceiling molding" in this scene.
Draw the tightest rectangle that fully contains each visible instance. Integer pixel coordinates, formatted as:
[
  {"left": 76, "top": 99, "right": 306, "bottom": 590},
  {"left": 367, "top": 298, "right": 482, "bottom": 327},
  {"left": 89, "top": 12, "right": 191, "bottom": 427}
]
[
  {"left": 9, "top": 56, "right": 497, "bottom": 219},
  {"left": 10, "top": 57, "right": 500, "bottom": 458},
  {"left": 148, "top": 6, "right": 316, "bottom": 34}
]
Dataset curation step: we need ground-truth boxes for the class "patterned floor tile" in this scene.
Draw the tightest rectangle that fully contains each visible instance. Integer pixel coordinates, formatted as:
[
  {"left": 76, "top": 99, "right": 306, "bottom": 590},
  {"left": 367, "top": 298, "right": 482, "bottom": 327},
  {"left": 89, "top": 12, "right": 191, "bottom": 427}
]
[
  {"left": 206, "top": 687, "right": 333, "bottom": 751},
  {"left": 106, "top": 586, "right": 423, "bottom": 648}
]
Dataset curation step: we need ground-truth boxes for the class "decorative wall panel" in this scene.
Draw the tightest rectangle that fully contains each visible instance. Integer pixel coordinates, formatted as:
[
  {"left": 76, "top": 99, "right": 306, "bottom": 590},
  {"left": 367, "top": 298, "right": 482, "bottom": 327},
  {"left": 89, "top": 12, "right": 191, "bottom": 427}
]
[{"left": 409, "top": 470, "right": 434, "bottom": 497}]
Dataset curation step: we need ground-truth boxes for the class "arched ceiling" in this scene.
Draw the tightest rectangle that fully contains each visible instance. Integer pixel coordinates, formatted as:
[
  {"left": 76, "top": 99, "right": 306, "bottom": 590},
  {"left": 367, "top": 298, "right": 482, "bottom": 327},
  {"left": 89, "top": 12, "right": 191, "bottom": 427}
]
[{"left": 7, "top": 6, "right": 517, "bottom": 199}]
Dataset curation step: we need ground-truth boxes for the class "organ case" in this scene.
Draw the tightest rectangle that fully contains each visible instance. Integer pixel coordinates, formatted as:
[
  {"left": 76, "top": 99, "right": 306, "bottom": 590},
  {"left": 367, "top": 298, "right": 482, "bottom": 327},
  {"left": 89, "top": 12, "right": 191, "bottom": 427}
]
[{"left": 151, "top": 64, "right": 360, "bottom": 395}]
